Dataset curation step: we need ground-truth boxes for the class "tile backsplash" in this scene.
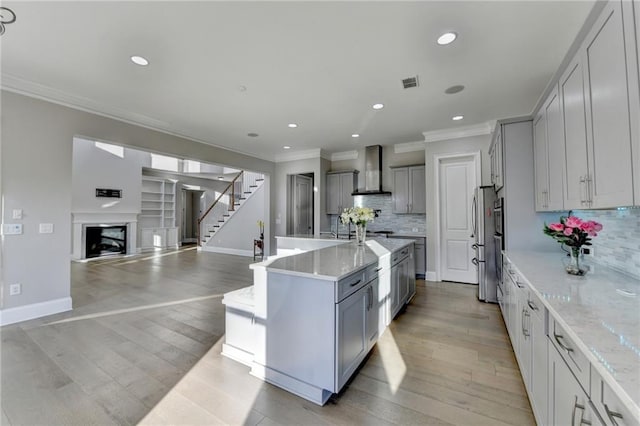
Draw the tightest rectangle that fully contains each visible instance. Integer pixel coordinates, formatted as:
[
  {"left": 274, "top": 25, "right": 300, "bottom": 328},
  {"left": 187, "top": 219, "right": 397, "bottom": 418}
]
[
  {"left": 576, "top": 208, "right": 640, "bottom": 279},
  {"left": 327, "top": 194, "right": 426, "bottom": 235}
]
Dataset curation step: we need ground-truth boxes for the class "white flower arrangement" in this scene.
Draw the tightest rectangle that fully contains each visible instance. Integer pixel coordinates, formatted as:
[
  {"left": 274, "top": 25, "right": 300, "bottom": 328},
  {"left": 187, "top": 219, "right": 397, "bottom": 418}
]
[{"left": 340, "top": 206, "right": 375, "bottom": 226}]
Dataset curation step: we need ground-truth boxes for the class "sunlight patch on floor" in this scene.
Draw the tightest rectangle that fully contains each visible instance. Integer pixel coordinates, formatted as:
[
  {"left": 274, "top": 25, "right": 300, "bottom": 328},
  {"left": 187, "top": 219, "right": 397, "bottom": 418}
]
[
  {"left": 377, "top": 329, "right": 407, "bottom": 394},
  {"left": 42, "top": 293, "right": 224, "bottom": 325}
]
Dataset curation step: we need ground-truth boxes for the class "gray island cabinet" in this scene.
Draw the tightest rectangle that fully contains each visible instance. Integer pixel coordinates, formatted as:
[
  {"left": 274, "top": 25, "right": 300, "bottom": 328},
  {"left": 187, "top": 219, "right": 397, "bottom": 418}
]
[{"left": 223, "top": 237, "right": 415, "bottom": 406}]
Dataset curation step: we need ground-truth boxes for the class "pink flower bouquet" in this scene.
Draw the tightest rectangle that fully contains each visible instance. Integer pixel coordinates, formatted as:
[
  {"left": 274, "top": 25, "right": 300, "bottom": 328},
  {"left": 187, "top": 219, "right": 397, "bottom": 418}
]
[{"left": 543, "top": 214, "right": 602, "bottom": 275}]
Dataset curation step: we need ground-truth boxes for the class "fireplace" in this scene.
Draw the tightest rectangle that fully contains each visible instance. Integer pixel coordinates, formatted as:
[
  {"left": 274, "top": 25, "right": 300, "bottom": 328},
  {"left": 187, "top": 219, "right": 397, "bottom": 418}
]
[{"left": 85, "top": 225, "right": 127, "bottom": 258}]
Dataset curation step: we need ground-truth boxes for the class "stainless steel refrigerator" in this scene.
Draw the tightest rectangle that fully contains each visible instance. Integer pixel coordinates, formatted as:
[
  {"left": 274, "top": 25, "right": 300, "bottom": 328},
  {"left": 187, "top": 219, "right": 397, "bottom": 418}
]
[{"left": 471, "top": 186, "right": 497, "bottom": 303}]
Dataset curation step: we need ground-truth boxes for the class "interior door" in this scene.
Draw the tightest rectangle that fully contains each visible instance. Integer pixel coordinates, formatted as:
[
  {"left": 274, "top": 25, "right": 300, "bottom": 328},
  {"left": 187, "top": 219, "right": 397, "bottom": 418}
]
[
  {"left": 293, "top": 174, "right": 313, "bottom": 235},
  {"left": 439, "top": 156, "right": 477, "bottom": 284}
]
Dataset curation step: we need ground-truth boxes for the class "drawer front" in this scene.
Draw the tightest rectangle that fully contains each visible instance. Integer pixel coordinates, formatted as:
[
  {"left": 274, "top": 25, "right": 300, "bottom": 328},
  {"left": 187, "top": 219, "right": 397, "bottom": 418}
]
[
  {"left": 391, "top": 246, "right": 411, "bottom": 265},
  {"left": 591, "top": 367, "right": 640, "bottom": 426},
  {"left": 364, "top": 263, "right": 381, "bottom": 284},
  {"left": 526, "top": 289, "right": 545, "bottom": 323},
  {"left": 336, "top": 270, "right": 367, "bottom": 303},
  {"left": 550, "top": 318, "right": 591, "bottom": 393}
]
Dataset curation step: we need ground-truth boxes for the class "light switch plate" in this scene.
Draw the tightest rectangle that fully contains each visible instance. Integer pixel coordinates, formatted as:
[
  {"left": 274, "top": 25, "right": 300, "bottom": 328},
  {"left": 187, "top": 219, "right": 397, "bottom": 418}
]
[
  {"left": 39, "top": 223, "right": 54, "bottom": 234},
  {"left": 12, "top": 209, "right": 22, "bottom": 220},
  {"left": 9, "top": 283, "right": 21, "bottom": 296},
  {"left": 2, "top": 224, "right": 23, "bottom": 235}
]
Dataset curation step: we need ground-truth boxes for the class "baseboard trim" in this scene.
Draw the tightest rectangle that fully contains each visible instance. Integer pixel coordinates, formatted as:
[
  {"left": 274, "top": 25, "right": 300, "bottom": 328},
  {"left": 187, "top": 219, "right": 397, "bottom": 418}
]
[
  {"left": 425, "top": 271, "right": 437, "bottom": 281},
  {"left": 0, "top": 297, "right": 72, "bottom": 326},
  {"left": 200, "top": 246, "right": 253, "bottom": 257}
]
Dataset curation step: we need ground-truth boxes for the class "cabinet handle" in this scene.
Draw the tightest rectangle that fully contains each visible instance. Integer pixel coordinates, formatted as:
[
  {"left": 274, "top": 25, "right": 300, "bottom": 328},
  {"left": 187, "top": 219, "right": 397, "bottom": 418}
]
[
  {"left": 349, "top": 279, "right": 362, "bottom": 287},
  {"left": 516, "top": 280, "right": 524, "bottom": 289},
  {"left": 375, "top": 267, "right": 382, "bottom": 272},
  {"left": 579, "top": 176, "right": 587, "bottom": 205},
  {"left": 586, "top": 174, "right": 593, "bottom": 207},
  {"left": 572, "top": 396, "right": 588, "bottom": 426},
  {"left": 554, "top": 332, "right": 574, "bottom": 353},
  {"left": 527, "top": 300, "right": 538, "bottom": 311},
  {"left": 604, "top": 404, "right": 623, "bottom": 426},
  {"left": 524, "top": 310, "right": 530, "bottom": 337}
]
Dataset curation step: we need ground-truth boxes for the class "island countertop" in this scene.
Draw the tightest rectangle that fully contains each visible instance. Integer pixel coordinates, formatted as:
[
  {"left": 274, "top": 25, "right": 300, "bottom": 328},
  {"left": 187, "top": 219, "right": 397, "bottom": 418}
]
[
  {"left": 266, "top": 237, "right": 414, "bottom": 281},
  {"left": 504, "top": 250, "right": 640, "bottom": 414}
]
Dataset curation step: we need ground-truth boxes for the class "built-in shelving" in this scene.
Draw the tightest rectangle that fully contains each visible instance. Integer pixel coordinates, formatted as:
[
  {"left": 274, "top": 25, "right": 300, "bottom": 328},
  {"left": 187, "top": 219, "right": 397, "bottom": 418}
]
[{"left": 139, "top": 176, "right": 178, "bottom": 250}]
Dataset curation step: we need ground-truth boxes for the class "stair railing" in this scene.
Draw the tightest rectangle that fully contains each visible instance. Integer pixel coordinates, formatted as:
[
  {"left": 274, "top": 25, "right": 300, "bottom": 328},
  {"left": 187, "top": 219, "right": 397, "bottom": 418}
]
[{"left": 197, "top": 171, "right": 243, "bottom": 246}]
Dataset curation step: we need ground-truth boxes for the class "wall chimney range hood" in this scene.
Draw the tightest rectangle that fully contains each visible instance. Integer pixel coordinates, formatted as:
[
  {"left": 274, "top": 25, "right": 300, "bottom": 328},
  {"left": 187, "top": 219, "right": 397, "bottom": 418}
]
[{"left": 352, "top": 145, "right": 392, "bottom": 195}]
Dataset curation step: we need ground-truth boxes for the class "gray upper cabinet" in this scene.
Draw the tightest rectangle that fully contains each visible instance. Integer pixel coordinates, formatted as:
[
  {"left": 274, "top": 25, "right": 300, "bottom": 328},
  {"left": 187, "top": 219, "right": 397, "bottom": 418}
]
[
  {"left": 560, "top": 1, "right": 636, "bottom": 209},
  {"left": 533, "top": 86, "right": 565, "bottom": 211},
  {"left": 391, "top": 165, "right": 425, "bottom": 214},
  {"left": 326, "top": 171, "right": 358, "bottom": 214}
]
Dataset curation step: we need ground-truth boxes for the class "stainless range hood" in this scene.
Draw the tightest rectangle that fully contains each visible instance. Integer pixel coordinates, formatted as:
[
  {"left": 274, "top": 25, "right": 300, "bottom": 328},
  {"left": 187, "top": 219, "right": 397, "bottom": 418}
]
[{"left": 352, "top": 145, "right": 392, "bottom": 195}]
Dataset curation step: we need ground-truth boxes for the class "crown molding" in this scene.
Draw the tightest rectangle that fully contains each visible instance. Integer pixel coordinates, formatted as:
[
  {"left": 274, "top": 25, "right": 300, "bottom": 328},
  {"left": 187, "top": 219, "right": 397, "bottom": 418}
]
[
  {"left": 274, "top": 148, "right": 323, "bottom": 163},
  {"left": 1, "top": 74, "right": 268, "bottom": 162},
  {"left": 422, "top": 122, "right": 493, "bottom": 143},
  {"left": 394, "top": 141, "right": 425, "bottom": 153},
  {"left": 330, "top": 150, "right": 358, "bottom": 161}
]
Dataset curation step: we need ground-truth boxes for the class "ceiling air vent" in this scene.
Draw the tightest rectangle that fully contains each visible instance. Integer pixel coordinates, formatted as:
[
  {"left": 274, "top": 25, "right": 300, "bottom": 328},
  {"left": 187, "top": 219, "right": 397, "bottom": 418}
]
[{"left": 402, "top": 76, "right": 419, "bottom": 89}]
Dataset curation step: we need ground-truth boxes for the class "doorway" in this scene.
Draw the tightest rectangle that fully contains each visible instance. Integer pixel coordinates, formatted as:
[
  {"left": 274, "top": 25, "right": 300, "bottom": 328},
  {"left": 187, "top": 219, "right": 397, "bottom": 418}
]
[
  {"left": 287, "top": 173, "right": 314, "bottom": 236},
  {"left": 182, "top": 189, "right": 204, "bottom": 244},
  {"left": 434, "top": 152, "right": 480, "bottom": 284}
]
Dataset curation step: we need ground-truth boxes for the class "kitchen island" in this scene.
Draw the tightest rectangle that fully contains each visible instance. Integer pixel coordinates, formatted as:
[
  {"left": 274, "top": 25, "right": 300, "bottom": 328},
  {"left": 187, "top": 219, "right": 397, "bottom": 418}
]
[{"left": 222, "top": 236, "right": 416, "bottom": 405}]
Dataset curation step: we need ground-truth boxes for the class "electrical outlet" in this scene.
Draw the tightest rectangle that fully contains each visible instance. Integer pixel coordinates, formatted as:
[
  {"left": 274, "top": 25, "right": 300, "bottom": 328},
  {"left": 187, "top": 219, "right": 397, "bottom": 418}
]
[
  {"left": 39, "top": 223, "right": 54, "bottom": 234},
  {"left": 9, "top": 283, "right": 21, "bottom": 296},
  {"left": 412, "top": 228, "right": 419, "bottom": 233},
  {"left": 12, "top": 209, "right": 22, "bottom": 219},
  {"left": 581, "top": 247, "right": 595, "bottom": 257}
]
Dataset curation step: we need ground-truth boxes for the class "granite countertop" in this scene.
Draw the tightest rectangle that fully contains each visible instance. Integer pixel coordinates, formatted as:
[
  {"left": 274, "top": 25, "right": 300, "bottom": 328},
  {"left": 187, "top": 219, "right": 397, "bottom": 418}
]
[
  {"left": 504, "top": 250, "right": 640, "bottom": 412},
  {"left": 266, "top": 237, "right": 414, "bottom": 281}
]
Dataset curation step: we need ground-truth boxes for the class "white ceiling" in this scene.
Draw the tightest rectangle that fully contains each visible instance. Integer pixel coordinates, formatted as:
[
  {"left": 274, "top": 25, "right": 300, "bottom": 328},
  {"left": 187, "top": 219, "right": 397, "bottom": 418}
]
[{"left": 1, "top": 1, "right": 594, "bottom": 161}]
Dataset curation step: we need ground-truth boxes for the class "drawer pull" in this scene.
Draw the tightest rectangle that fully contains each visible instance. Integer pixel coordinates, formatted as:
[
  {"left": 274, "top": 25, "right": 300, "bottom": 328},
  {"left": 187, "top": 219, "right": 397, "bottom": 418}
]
[
  {"left": 604, "top": 404, "right": 623, "bottom": 426},
  {"left": 554, "top": 332, "right": 574, "bottom": 353},
  {"left": 527, "top": 300, "right": 538, "bottom": 311},
  {"left": 572, "top": 396, "right": 591, "bottom": 426},
  {"left": 349, "top": 279, "right": 362, "bottom": 287}
]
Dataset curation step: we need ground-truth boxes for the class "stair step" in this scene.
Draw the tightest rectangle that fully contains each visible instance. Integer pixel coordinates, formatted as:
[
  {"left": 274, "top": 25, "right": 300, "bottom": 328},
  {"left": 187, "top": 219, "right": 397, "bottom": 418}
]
[
  {"left": 256, "top": 178, "right": 264, "bottom": 182},
  {"left": 234, "top": 203, "right": 240, "bottom": 206},
  {"left": 244, "top": 192, "right": 251, "bottom": 194},
  {"left": 239, "top": 197, "right": 247, "bottom": 200},
  {"left": 223, "top": 214, "right": 230, "bottom": 217},
  {"left": 249, "top": 185, "right": 257, "bottom": 188},
  {"left": 213, "top": 225, "right": 220, "bottom": 228}
]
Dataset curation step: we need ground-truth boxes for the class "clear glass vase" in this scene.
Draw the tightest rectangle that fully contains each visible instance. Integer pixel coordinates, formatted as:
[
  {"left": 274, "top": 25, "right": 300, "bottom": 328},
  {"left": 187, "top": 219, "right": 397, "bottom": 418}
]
[
  {"left": 355, "top": 223, "right": 367, "bottom": 246},
  {"left": 565, "top": 247, "right": 587, "bottom": 276}
]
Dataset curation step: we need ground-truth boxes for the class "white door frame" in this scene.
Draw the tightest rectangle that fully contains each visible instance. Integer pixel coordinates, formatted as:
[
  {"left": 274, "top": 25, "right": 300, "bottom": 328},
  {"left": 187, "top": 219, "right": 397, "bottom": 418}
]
[{"left": 433, "top": 151, "right": 482, "bottom": 282}]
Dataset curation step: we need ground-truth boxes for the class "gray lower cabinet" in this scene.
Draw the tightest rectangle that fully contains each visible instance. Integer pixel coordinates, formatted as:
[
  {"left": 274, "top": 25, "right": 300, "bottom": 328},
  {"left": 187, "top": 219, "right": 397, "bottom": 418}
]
[
  {"left": 336, "top": 278, "right": 379, "bottom": 391},
  {"left": 392, "top": 236, "right": 426, "bottom": 277}
]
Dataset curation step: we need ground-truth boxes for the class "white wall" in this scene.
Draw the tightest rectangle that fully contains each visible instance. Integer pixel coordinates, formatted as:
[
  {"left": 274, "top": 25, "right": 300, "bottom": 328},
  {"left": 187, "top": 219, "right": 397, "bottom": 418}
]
[
  {"left": 72, "top": 137, "right": 146, "bottom": 214},
  {"left": 425, "top": 134, "right": 492, "bottom": 277},
  {"left": 0, "top": 91, "right": 275, "bottom": 322}
]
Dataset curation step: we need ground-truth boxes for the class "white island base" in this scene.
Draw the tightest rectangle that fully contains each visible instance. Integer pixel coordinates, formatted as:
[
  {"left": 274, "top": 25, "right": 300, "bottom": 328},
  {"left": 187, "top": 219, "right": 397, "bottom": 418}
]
[{"left": 221, "top": 236, "right": 416, "bottom": 406}]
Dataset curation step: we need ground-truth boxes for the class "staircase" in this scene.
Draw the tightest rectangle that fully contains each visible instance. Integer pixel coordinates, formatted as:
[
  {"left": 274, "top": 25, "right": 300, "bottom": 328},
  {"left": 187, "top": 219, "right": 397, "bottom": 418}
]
[{"left": 198, "top": 170, "right": 265, "bottom": 247}]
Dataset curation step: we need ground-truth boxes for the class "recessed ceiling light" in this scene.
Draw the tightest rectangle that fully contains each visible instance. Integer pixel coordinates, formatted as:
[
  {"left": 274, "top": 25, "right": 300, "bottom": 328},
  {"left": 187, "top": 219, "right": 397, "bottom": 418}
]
[
  {"left": 283, "top": 146, "right": 291, "bottom": 150},
  {"left": 372, "top": 103, "right": 384, "bottom": 110},
  {"left": 238, "top": 85, "right": 247, "bottom": 92},
  {"left": 437, "top": 32, "right": 457, "bottom": 45},
  {"left": 351, "top": 134, "right": 360, "bottom": 138},
  {"left": 130, "top": 55, "right": 149, "bottom": 66},
  {"left": 247, "top": 133, "right": 259, "bottom": 137},
  {"left": 288, "top": 123, "right": 298, "bottom": 128},
  {"left": 452, "top": 115, "right": 464, "bottom": 121},
  {"left": 218, "top": 177, "right": 225, "bottom": 180}
]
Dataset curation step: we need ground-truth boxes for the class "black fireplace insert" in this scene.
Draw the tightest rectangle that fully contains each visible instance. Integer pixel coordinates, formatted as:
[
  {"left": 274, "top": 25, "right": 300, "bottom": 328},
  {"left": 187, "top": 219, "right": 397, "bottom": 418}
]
[{"left": 86, "top": 225, "right": 127, "bottom": 258}]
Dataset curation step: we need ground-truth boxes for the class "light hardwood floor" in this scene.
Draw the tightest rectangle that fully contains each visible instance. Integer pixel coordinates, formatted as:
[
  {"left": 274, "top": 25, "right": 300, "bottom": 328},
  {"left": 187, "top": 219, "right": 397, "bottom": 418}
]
[{"left": 1, "top": 247, "right": 535, "bottom": 425}]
